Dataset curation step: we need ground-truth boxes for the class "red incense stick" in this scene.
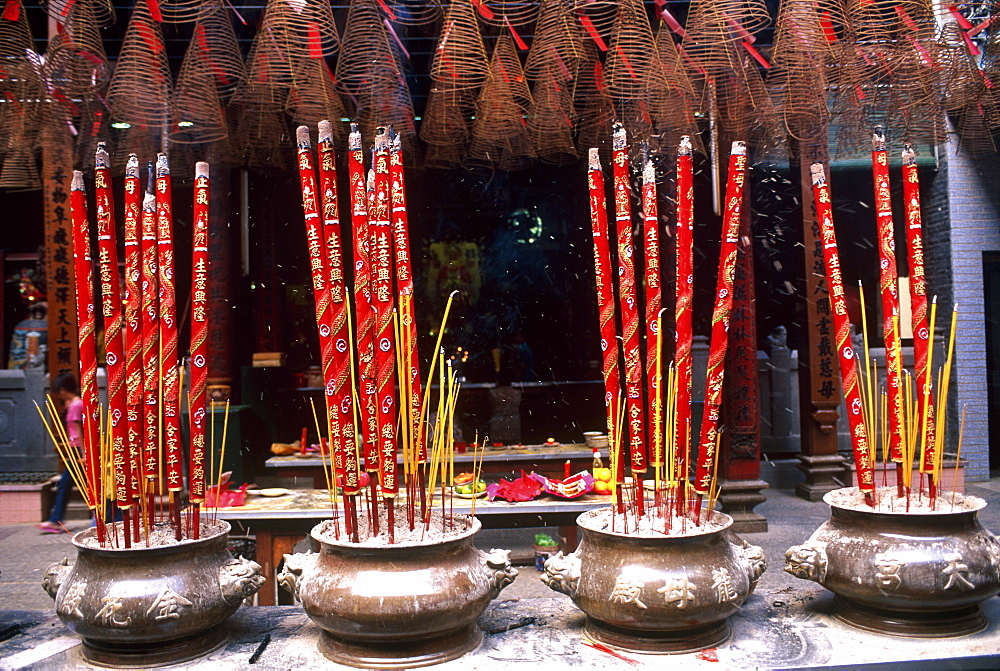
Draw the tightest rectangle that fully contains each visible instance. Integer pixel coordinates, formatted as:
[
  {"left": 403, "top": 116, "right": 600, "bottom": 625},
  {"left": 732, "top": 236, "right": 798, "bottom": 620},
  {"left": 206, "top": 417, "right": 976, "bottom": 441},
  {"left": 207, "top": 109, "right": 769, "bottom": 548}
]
[
  {"left": 694, "top": 141, "right": 747, "bottom": 506},
  {"left": 611, "top": 123, "right": 647, "bottom": 510},
  {"left": 675, "top": 137, "right": 694, "bottom": 509},
  {"left": 122, "top": 155, "right": 143, "bottom": 539},
  {"left": 587, "top": 148, "right": 623, "bottom": 501},
  {"left": 902, "top": 145, "right": 937, "bottom": 494},
  {"left": 811, "top": 162, "right": 876, "bottom": 504},
  {"left": 189, "top": 161, "right": 210, "bottom": 537},
  {"left": 871, "top": 130, "right": 905, "bottom": 488},
  {"left": 641, "top": 151, "right": 661, "bottom": 470},
  {"left": 140, "top": 174, "right": 160, "bottom": 511},
  {"left": 94, "top": 144, "right": 131, "bottom": 540},
  {"left": 69, "top": 170, "right": 103, "bottom": 541}
]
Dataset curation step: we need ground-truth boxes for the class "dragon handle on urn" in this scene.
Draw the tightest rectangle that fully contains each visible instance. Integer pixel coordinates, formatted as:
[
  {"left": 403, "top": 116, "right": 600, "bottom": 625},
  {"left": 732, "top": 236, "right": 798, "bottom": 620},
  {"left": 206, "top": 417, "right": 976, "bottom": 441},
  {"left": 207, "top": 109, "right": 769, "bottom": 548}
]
[
  {"left": 220, "top": 556, "right": 265, "bottom": 605},
  {"left": 784, "top": 542, "right": 828, "bottom": 583},
  {"left": 483, "top": 548, "right": 518, "bottom": 598},
  {"left": 43, "top": 557, "right": 73, "bottom": 599},
  {"left": 541, "top": 551, "right": 581, "bottom": 598},
  {"left": 277, "top": 552, "right": 317, "bottom": 601}
]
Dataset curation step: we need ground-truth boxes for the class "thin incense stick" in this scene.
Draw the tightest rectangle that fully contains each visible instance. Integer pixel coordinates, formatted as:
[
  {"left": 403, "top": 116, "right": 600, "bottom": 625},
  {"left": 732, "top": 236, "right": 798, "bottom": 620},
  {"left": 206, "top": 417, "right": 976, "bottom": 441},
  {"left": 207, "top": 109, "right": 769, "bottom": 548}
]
[
  {"left": 189, "top": 162, "right": 210, "bottom": 538},
  {"left": 675, "top": 137, "right": 694, "bottom": 510}
]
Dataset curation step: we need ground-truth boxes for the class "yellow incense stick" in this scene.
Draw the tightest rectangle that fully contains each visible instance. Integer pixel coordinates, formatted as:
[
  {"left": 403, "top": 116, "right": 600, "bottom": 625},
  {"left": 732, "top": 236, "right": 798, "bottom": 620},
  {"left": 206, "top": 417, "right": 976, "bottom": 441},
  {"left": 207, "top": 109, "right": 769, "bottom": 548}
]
[{"left": 918, "top": 297, "right": 938, "bottom": 480}]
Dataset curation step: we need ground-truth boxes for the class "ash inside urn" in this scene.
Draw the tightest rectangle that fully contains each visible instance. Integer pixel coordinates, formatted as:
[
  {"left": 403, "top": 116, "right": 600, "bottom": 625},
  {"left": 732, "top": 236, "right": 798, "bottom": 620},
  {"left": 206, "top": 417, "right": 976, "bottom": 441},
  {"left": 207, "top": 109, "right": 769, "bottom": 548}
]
[
  {"left": 313, "top": 508, "right": 478, "bottom": 547},
  {"left": 825, "top": 487, "right": 985, "bottom": 513},
  {"left": 578, "top": 507, "right": 729, "bottom": 538},
  {"left": 77, "top": 520, "right": 228, "bottom": 549}
]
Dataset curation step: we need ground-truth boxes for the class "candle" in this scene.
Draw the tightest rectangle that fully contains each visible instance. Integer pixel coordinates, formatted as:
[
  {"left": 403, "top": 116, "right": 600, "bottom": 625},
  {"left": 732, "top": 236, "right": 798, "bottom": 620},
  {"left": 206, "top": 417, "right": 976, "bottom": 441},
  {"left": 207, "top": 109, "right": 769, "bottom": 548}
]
[
  {"left": 140, "top": 174, "right": 160, "bottom": 489},
  {"left": 389, "top": 131, "right": 425, "bottom": 464},
  {"left": 155, "top": 154, "right": 183, "bottom": 493},
  {"left": 69, "top": 171, "right": 101, "bottom": 517},
  {"left": 810, "top": 162, "right": 876, "bottom": 499},
  {"left": 902, "top": 146, "right": 937, "bottom": 479},
  {"left": 675, "top": 137, "right": 694, "bottom": 488},
  {"left": 122, "top": 155, "right": 143, "bottom": 511},
  {"left": 587, "top": 148, "right": 622, "bottom": 481},
  {"left": 347, "top": 124, "right": 373, "bottom": 493},
  {"left": 641, "top": 153, "right": 661, "bottom": 468},
  {"left": 317, "top": 120, "right": 352, "bottom": 487},
  {"left": 189, "top": 161, "right": 210, "bottom": 507},
  {"left": 693, "top": 141, "right": 747, "bottom": 497},
  {"left": 371, "top": 128, "right": 398, "bottom": 497},
  {"left": 94, "top": 144, "right": 131, "bottom": 513},
  {"left": 871, "top": 130, "right": 904, "bottom": 465},
  {"left": 611, "top": 123, "right": 647, "bottom": 478}
]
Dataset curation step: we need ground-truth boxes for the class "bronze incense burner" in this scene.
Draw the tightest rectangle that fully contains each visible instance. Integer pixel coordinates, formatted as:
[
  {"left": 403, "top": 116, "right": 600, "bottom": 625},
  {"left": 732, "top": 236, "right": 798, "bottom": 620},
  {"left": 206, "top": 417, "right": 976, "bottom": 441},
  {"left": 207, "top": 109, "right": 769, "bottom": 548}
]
[
  {"left": 278, "top": 515, "right": 517, "bottom": 669},
  {"left": 785, "top": 489, "right": 1000, "bottom": 637},
  {"left": 542, "top": 508, "right": 766, "bottom": 654},
  {"left": 42, "top": 520, "right": 264, "bottom": 667}
]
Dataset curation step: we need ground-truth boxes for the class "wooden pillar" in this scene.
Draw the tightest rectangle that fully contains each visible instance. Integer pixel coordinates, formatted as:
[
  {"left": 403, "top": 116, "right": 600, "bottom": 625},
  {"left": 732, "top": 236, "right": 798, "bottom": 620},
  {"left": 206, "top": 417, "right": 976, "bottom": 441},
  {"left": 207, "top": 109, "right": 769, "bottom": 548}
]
[
  {"left": 795, "top": 146, "right": 846, "bottom": 499},
  {"left": 206, "top": 166, "right": 234, "bottom": 402},
  {"left": 718, "top": 180, "right": 768, "bottom": 532}
]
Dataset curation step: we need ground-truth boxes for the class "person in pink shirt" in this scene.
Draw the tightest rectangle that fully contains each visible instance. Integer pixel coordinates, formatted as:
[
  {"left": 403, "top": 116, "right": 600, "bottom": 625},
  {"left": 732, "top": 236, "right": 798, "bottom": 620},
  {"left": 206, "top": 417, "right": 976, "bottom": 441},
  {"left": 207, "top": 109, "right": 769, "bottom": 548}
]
[{"left": 38, "top": 373, "right": 81, "bottom": 534}]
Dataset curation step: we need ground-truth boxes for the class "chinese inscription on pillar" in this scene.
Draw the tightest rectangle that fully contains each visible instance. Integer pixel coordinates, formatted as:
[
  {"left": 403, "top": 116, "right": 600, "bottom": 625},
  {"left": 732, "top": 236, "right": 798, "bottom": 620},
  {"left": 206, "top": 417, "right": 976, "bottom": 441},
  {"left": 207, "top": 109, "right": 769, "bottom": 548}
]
[{"left": 43, "top": 135, "right": 78, "bottom": 382}]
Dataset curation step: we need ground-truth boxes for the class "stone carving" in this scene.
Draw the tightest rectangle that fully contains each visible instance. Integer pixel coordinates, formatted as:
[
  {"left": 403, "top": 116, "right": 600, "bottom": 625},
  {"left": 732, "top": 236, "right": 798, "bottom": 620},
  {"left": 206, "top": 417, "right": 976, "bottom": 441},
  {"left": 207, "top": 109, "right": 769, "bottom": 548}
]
[
  {"left": 220, "top": 555, "right": 266, "bottom": 605},
  {"left": 784, "top": 542, "right": 828, "bottom": 583},
  {"left": 43, "top": 557, "right": 72, "bottom": 599},
  {"left": 874, "top": 553, "right": 905, "bottom": 592},
  {"left": 609, "top": 575, "right": 647, "bottom": 609},
  {"left": 541, "top": 551, "right": 581, "bottom": 598},
  {"left": 146, "top": 587, "right": 193, "bottom": 621},
  {"left": 483, "top": 548, "right": 518, "bottom": 598},
  {"left": 657, "top": 576, "right": 696, "bottom": 609}
]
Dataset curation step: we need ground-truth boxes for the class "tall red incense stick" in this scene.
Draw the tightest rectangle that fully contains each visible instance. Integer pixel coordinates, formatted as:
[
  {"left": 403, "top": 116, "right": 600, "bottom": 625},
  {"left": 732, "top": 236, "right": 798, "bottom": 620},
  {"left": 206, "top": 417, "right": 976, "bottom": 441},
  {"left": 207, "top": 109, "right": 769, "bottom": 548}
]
[
  {"left": 611, "top": 122, "right": 646, "bottom": 513},
  {"left": 349, "top": 126, "right": 378, "bottom": 529},
  {"left": 389, "top": 131, "right": 424, "bottom": 469},
  {"left": 871, "top": 129, "right": 905, "bottom": 493},
  {"left": 675, "top": 137, "right": 694, "bottom": 508},
  {"left": 902, "top": 145, "right": 937, "bottom": 495},
  {"left": 693, "top": 141, "right": 747, "bottom": 511},
  {"left": 123, "top": 155, "right": 143, "bottom": 541},
  {"left": 95, "top": 145, "right": 131, "bottom": 546},
  {"left": 641, "top": 150, "right": 661, "bottom": 472},
  {"left": 372, "top": 128, "right": 398, "bottom": 539},
  {"left": 317, "top": 120, "right": 353, "bottom": 531},
  {"left": 70, "top": 170, "right": 104, "bottom": 543},
  {"left": 189, "top": 161, "right": 210, "bottom": 538},
  {"left": 155, "top": 156, "right": 183, "bottom": 532},
  {"left": 587, "top": 148, "right": 623, "bottom": 504},
  {"left": 140, "top": 173, "right": 160, "bottom": 517},
  {"left": 810, "top": 162, "right": 876, "bottom": 504}
]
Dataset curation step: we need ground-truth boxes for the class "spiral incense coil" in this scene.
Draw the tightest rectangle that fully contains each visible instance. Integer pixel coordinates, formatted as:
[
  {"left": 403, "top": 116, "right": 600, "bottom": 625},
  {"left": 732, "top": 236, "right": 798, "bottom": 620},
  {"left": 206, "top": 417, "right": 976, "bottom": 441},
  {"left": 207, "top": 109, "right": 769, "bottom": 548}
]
[
  {"left": 847, "top": 0, "right": 936, "bottom": 46},
  {"left": 574, "top": 0, "right": 621, "bottom": 37},
  {"left": 475, "top": 0, "right": 539, "bottom": 27},
  {"left": 356, "top": 79, "right": 417, "bottom": 141},
  {"left": 472, "top": 34, "right": 533, "bottom": 144},
  {"left": 955, "top": 97, "right": 998, "bottom": 154},
  {"left": 681, "top": 0, "right": 771, "bottom": 75},
  {"left": 188, "top": 0, "right": 247, "bottom": 102},
  {"left": 106, "top": 2, "right": 173, "bottom": 134},
  {"left": 337, "top": 0, "right": 404, "bottom": 96},
  {"left": 382, "top": 0, "right": 443, "bottom": 26},
  {"left": 527, "top": 62, "right": 577, "bottom": 164},
  {"left": 605, "top": 0, "right": 666, "bottom": 101},
  {"left": 423, "top": 142, "right": 465, "bottom": 169},
  {"left": 524, "top": 0, "right": 584, "bottom": 83},
  {"left": 234, "top": 36, "right": 293, "bottom": 108},
  {"left": 0, "top": 145, "right": 40, "bottom": 191},
  {"left": 231, "top": 102, "right": 293, "bottom": 169},
  {"left": 286, "top": 57, "right": 351, "bottom": 143},
  {"left": 41, "top": 0, "right": 115, "bottom": 28},
  {"left": 429, "top": 0, "right": 490, "bottom": 91},
  {"left": 0, "top": 1, "right": 35, "bottom": 62},
  {"left": 172, "top": 46, "right": 229, "bottom": 145},
  {"left": 419, "top": 85, "right": 473, "bottom": 146},
  {"left": 714, "top": 50, "right": 785, "bottom": 153},
  {"left": 43, "top": 0, "right": 112, "bottom": 97},
  {"left": 73, "top": 96, "right": 113, "bottom": 169},
  {"left": 156, "top": 0, "right": 210, "bottom": 25},
  {"left": 260, "top": 0, "right": 341, "bottom": 60}
]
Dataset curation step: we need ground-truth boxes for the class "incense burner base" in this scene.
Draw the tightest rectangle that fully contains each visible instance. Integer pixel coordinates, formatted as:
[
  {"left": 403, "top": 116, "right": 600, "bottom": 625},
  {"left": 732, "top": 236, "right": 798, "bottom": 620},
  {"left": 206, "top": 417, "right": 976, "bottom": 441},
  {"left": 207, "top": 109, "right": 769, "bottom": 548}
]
[
  {"left": 585, "top": 616, "right": 730, "bottom": 655},
  {"left": 831, "top": 596, "right": 987, "bottom": 638},
  {"left": 318, "top": 624, "right": 482, "bottom": 669},
  {"left": 785, "top": 488, "right": 1000, "bottom": 639},
  {"left": 80, "top": 622, "right": 228, "bottom": 668},
  {"left": 542, "top": 508, "right": 766, "bottom": 655}
]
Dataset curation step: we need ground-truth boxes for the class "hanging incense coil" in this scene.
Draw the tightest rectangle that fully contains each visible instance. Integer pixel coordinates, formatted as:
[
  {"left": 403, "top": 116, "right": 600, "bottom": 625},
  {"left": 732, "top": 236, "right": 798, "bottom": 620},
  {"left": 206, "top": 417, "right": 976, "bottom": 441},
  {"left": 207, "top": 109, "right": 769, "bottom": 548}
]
[
  {"left": 381, "top": 0, "right": 443, "bottom": 26},
  {"left": 605, "top": 0, "right": 666, "bottom": 101},
  {"left": 574, "top": 0, "right": 621, "bottom": 38},
  {"left": 74, "top": 97, "right": 112, "bottom": 170},
  {"left": 423, "top": 141, "right": 465, "bottom": 169},
  {"left": 524, "top": 0, "right": 584, "bottom": 83},
  {"left": 429, "top": 0, "right": 490, "bottom": 91},
  {"left": 188, "top": 0, "right": 246, "bottom": 102},
  {"left": 235, "top": 33, "right": 294, "bottom": 108},
  {"left": 337, "top": 0, "right": 404, "bottom": 96},
  {"left": 0, "top": 145, "right": 40, "bottom": 191},
  {"left": 714, "top": 49, "right": 785, "bottom": 154},
  {"left": 42, "top": 0, "right": 112, "bottom": 97},
  {"left": 156, "top": 0, "right": 210, "bottom": 25},
  {"left": 847, "top": 0, "right": 936, "bottom": 46},
  {"left": 574, "top": 43, "right": 615, "bottom": 158},
  {"left": 40, "top": 0, "right": 115, "bottom": 28},
  {"left": 260, "top": 0, "right": 341, "bottom": 60},
  {"left": 106, "top": 3, "right": 173, "bottom": 135},
  {"left": 955, "top": 98, "right": 999, "bottom": 154},
  {"left": 355, "top": 76, "right": 418, "bottom": 148},
  {"left": 172, "top": 45, "right": 229, "bottom": 145},
  {"left": 477, "top": 0, "right": 539, "bottom": 27},
  {"left": 419, "top": 84, "right": 473, "bottom": 147},
  {"left": 651, "top": 24, "right": 702, "bottom": 153},
  {"left": 231, "top": 102, "right": 293, "bottom": 170},
  {"left": 472, "top": 35, "right": 533, "bottom": 144},
  {"left": 681, "top": 0, "right": 771, "bottom": 75},
  {"left": 286, "top": 56, "right": 351, "bottom": 144},
  {"left": 0, "top": 1, "right": 36, "bottom": 65},
  {"left": 527, "top": 62, "right": 577, "bottom": 164}
]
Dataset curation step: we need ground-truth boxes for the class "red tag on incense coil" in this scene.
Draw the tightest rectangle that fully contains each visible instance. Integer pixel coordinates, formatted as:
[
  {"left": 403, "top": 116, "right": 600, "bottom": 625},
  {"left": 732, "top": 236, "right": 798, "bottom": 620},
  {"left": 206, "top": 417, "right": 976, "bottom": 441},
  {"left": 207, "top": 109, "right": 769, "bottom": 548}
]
[
  {"left": 948, "top": 4, "right": 973, "bottom": 29},
  {"left": 138, "top": 21, "right": 163, "bottom": 53},
  {"left": 819, "top": 11, "right": 838, "bottom": 42},
  {"left": 547, "top": 45, "right": 573, "bottom": 81},
  {"left": 375, "top": 0, "right": 397, "bottom": 21},
  {"left": 593, "top": 60, "right": 606, "bottom": 92},
  {"left": 60, "top": 0, "right": 74, "bottom": 18},
  {"left": 384, "top": 20, "right": 409, "bottom": 60},
  {"left": 471, "top": 0, "right": 494, "bottom": 21},
  {"left": 308, "top": 22, "right": 323, "bottom": 58},
  {"left": 724, "top": 14, "right": 754, "bottom": 43},
  {"left": 146, "top": 0, "right": 163, "bottom": 22},
  {"left": 660, "top": 8, "right": 687, "bottom": 38},
  {"left": 967, "top": 16, "right": 995, "bottom": 38},
  {"left": 962, "top": 30, "right": 981, "bottom": 57},
  {"left": 616, "top": 46, "right": 639, "bottom": 78},
  {"left": 578, "top": 13, "right": 607, "bottom": 51},
  {"left": 2, "top": 0, "right": 19, "bottom": 22},
  {"left": 505, "top": 16, "right": 529, "bottom": 50},
  {"left": 895, "top": 6, "right": 920, "bottom": 32},
  {"left": 741, "top": 40, "right": 770, "bottom": 68}
]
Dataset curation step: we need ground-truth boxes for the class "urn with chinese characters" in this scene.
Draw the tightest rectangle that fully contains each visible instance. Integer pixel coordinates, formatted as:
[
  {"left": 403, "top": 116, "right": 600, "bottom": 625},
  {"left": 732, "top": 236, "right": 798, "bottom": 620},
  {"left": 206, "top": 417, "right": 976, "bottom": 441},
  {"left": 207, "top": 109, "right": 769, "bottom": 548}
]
[
  {"left": 542, "top": 508, "right": 766, "bottom": 654},
  {"left": 277, "top": 515, "right": 517, "bottom": 669},
  {"left": 784, "top": 488, "right": 1000, "bottom": 637},
  {"left": 42, "top": 520, "right": 265, "bottom": 666}
]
